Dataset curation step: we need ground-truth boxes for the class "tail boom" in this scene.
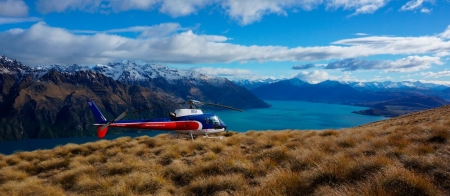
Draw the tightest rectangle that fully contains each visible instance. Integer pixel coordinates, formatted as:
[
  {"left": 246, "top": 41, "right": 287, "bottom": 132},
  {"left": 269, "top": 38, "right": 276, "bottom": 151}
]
[{"left": 87, "top": 100, "right": 203, "bottom": 138}]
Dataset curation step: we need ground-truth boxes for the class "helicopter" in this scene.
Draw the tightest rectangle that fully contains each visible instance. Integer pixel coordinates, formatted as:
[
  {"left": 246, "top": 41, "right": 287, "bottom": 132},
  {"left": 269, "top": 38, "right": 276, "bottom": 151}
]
[{"left": 87, "top": 100, "right": 242, "bottom": 140}]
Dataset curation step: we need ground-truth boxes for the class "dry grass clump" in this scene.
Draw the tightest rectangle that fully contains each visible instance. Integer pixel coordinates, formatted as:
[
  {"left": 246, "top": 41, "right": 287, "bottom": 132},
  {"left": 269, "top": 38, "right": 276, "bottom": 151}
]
[
  {"left": 0, "top": 177, "right": 65, "bottom": 195},
  {"left": 185, "top": 174, "right": 246, "bottom": 195},
  {"left": 1, "top": 105, "right": 450, "bottom": 195}
]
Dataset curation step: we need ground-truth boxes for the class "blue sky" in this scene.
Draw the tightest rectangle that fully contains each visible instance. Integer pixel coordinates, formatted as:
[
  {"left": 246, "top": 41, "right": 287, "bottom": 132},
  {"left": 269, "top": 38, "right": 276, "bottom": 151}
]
[{"left": 1, "top": 0, "right": 450, "bottom": 84}]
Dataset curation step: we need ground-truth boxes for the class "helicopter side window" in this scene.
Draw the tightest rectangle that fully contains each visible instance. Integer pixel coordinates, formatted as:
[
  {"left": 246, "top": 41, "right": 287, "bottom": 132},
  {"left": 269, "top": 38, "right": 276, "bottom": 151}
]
[{"left": 205, "top": 117, "right": 210, "bottom": 124}]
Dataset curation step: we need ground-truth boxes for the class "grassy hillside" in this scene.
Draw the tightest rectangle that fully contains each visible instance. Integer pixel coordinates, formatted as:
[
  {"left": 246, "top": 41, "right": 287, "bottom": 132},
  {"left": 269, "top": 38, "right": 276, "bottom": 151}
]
[{"left": 1, "top": 106, "right": 449, "bottom": 195}]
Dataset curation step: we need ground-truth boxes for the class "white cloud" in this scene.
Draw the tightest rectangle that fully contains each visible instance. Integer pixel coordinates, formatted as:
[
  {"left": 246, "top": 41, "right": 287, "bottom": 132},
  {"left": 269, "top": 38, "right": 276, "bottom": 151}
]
[
  {"left": 0, "top": 0, "right": 28, "bottom": 17},
  {"left": 159, "top": 0, "right": 211, "bottom": 17},
  {"left": 36, "top": 0, "right": 206, "bottom": 15},
  {"left": 372, "top": 75, "right": 393, "bottom": 81},
  {"left": 138, "top": 23, "right": 183, "bottom": 38},
  {"left": 421, "top": 8, "right": 431, "bottom": 13},
  {"left": 417, "top": 80, "right": 450, "bottom": 86},
  {"left": 0, "top": 16, "right": 41, "bottom": 25},
  {"left": 221, "top": 0, "right": 322, "bottom": 25},
  {"left": 421, "top": 70, "right": 450, "bottom": 78},
  {"left": 294, "top": 70, "right": 357, "bottom": 83},
  {"left": 355, "top": 33, "right": 370, "bottom": 36},
  {"left": 107, "top": 0, "right": 159, "bottom": 13},
  {"left": 326, "top": 0, "right": 390, "bottom": 16},
  {"left": 0, "top": 22, "right": 234, "bottom": 65},
  {"left": 36, "top": 0, "right": 103, "bottom": 13},
  {"left": 401, "top": 0, "right": 424, "bottom": 10},
  {"left": 333, "top": 35, "right": 450, "bottom": 56},
  {"left": 388, "top": 56, "right": 442, "bottom": 72},
  {"left": 435, "top": 51, "right": 450, "bottom": 57},
  {"left": 1, "top": 22, "right": 450, "bottom": 68},
  {"left": 325, "top": 56, "right": 443, "bottom": 72},
  {"left": 193, "top": 67, "right": 252, "bottom": 76},
  {"left": 400, "top": 0, "right": 434, "bottom": 12},
  {"left": 72, "top": 23, "right": 185, "bottom": 38},
  {"left": 192, "top": 67, "right": 268, "bottom": 80},
  {"left": 34, "top": 0, "right": 402, "bottom": 25},
  {"left": 439, "top": 25, "right": 450, "bottom": 39},
  {"left": 295, "top": 70, "right": 330, "bottom": 83}
]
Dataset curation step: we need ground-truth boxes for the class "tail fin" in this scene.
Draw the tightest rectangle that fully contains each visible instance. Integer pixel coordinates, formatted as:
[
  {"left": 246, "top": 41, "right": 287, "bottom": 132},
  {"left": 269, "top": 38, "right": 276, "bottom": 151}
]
[
  {"left": 87, "top": 100, "right": 108, "bottom": 123},
  {"left": 87, "top": 100, "right": 109, "bottom": 138}
]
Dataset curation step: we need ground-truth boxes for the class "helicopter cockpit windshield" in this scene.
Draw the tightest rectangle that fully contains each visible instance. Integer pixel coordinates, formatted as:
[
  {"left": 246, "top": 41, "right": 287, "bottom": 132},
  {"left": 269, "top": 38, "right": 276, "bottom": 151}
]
[
  {"left": 205, "top": 115, "right": 225, "bottom": 129},
  {"left": 210, "top": 116, "right": 220, "bottom": 125}
]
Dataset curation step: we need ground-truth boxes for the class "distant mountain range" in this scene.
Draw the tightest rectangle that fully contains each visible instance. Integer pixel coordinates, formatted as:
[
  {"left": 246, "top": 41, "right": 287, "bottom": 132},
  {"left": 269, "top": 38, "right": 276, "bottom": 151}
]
[
  {"left": 250, "top": 78, "right": 394, "bottom": 103},
  {"left": 244, "top": 78, "right": 449, "bottom": 117},
  {"left": 345, "top": 81, "right": 450, "bottom": 91},
  {"left": 235, "top": 78, "right": 450, "bottom": 92},
  {"left": 0, "top": 55, "right": 269, "bottom": 141},
  {"left": 233, "top": 78, "right": 280, "bottom": 90}
]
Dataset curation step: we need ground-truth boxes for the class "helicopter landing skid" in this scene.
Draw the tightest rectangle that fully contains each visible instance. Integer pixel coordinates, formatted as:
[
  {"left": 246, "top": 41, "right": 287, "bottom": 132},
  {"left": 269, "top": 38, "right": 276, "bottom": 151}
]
[
  {"left": 203, "top": 133, "right": 224, "bottom": 140},
  {"left": 168, "top": 133, "right": 194, "bottom": 140},
  {"left": 167, "top": 132, "right": 197, "bottom": 140},
  {"left": 167, "top": 132, "right": 223, "bottom": 140}
]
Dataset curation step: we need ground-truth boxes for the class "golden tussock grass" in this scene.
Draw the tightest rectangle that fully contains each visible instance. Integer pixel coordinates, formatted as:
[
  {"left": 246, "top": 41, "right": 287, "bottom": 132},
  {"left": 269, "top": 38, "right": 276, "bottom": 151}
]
[{"left": 1, "top": 105, "right": 450, "bottom": 195}]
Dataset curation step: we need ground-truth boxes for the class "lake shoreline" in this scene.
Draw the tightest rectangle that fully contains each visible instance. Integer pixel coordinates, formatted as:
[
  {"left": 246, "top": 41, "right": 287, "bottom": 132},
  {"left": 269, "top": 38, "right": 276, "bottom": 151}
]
[{"left": 0, "top": 100, "right": 385, "bottom": 155}]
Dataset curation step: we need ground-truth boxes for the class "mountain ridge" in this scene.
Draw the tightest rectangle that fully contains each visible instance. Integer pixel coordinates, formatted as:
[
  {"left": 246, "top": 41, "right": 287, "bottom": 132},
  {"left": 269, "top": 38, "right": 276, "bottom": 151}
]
[
  {"left": 1, "top": 55, "right": 269, "bottom": 109},
  {"left": 234, "top": 77, "right": 450, "bottom": 91},
  {"left": 249, "top": 78, "right": 450, "bottom": 116},
  {"left": 0, "top": 55, "right": 269, "bottom": 141}
]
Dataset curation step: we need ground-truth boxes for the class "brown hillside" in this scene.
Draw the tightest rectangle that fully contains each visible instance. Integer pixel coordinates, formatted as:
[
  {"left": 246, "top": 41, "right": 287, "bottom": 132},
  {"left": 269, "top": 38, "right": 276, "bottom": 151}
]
[
  {"left": 0, "top": 70, "right": 179, "bottom": 140},
  {"left": 0, "top": 105, "right": 449, "bottom": 195}
]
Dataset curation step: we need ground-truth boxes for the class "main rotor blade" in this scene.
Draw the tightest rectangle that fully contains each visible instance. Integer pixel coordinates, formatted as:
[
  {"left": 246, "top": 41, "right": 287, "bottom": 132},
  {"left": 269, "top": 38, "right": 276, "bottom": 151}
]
[
  {"left": 203, "top": 103, "right": 243, "bottom": 112},
  {"left": 114, "top": 111, "right": 127, "bottom": 122},
  {"left": 178, "top": 100, "right": 242, "bottom": 112},
  {"left": 190, "top": 100, "right": 202, "bottom": 105}
]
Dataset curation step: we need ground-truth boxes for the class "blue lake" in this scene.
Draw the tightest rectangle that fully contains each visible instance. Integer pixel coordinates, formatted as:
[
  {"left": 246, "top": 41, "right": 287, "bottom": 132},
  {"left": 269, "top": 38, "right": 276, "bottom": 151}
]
[
  {"left": 0, "top": 100, "right": 385, "bottom": 155},
  {"left": 213, "top": 100, "right": 386, "bottom": 131}
]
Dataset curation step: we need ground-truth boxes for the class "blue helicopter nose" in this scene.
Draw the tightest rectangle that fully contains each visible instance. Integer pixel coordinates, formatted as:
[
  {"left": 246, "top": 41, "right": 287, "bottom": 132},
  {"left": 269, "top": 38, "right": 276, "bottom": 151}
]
[{"left": 220, "top": 119, "right": 227, "bottom": 130}]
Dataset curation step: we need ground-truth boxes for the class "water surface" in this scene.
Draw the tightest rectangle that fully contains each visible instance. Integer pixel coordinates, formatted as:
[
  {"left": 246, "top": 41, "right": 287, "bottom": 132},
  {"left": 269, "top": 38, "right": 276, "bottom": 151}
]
[
  {"left": 0, "top": 100, "right": 385, "bottom": 155},
  {"left": 212, "top": 100, "right": 385, "bottom": 132}
]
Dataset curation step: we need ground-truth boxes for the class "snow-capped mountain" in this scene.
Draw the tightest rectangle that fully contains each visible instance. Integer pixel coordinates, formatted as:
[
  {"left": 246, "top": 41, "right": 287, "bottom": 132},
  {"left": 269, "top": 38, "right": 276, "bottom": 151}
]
[
  {"left": 1, "top": 55, "right": 271, "bottom": 140},
  {"left": 0, "top": 55, "right": 34, "bottom": 76},
  {"left": 28, "top": 60, "right": 227, "bottom": 86},
  {"left": 233, "top": 78, "right": 280, "bottom": 90},
  {"left": 344, "top": 81, "right": 450, "bottom": 91},
  {"left": 1, "top": 55, "right": 270, "bottom": 110}
]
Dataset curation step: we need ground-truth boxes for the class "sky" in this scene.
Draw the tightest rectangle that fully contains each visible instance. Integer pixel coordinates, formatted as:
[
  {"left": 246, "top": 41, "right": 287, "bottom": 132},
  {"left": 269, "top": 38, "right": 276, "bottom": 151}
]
[{"left": 0, "top": 0, "right": 450, "bottom": 84}]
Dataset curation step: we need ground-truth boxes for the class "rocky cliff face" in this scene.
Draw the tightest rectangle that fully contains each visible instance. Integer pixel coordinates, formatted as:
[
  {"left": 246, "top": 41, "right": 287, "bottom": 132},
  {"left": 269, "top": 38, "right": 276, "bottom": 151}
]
[
  {"left": 0, "top": 57, "right": 168, "bottom": 140},
  {"left": 0, "top": 69, "right": 180, "bottom": 141}
]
